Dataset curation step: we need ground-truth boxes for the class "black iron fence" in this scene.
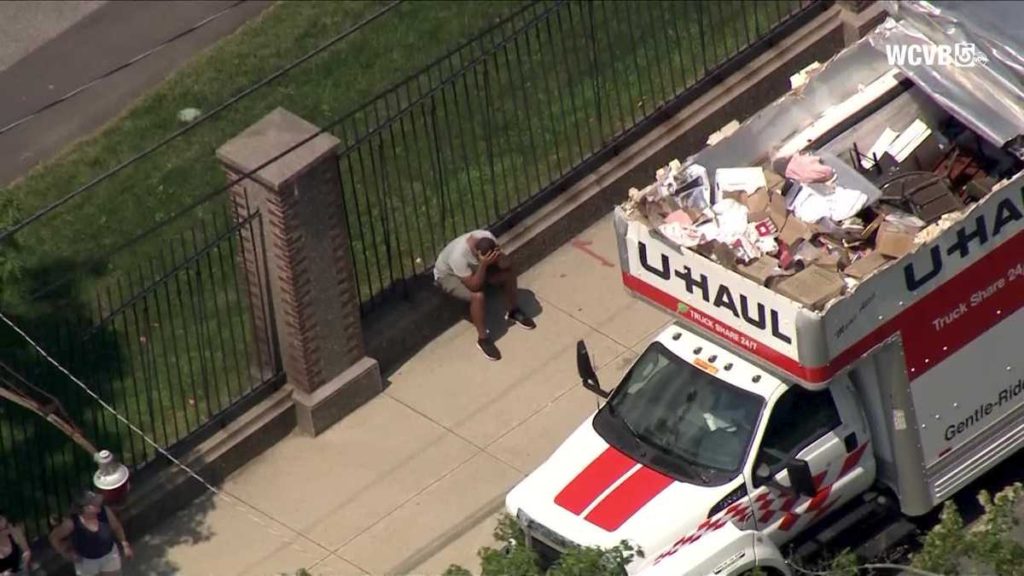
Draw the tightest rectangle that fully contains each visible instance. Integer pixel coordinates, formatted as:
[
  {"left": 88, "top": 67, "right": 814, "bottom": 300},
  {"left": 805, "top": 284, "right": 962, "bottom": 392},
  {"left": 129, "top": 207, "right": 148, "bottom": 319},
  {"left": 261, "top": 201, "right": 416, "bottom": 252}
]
[
  {"left": 332, "top": 0, "right": 828, "bottom": 313},
  {"left": 0, "top": 0, "right": 830, "bottom": 538},
  {"left": 0, "top": 205, "right": 281, "bottom": 538}
]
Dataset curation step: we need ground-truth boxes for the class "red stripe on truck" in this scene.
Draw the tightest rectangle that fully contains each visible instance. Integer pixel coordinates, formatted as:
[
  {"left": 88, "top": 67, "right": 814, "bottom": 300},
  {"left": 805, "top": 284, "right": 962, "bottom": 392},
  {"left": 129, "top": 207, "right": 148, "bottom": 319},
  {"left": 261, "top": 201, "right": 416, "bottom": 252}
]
[
  {"left": 554, "top": 447, "right": 635, "bottom": 515},
  {"left": 623, "top": 229, "right": 1024, "bottom": 384},
  {"left": 584, "top": 465, "right": 674, "bottom": 531},
  {"left": 898, "top": 230, "right": 1024, "bottom": 377}
]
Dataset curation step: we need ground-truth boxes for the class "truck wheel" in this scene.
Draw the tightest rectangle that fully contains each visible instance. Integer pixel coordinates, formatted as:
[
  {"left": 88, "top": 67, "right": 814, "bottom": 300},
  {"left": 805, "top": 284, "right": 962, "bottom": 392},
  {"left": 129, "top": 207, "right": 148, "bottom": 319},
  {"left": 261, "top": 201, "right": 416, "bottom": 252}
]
[{"left": 740, "top": 568, "right": 784, "bottom": 576}]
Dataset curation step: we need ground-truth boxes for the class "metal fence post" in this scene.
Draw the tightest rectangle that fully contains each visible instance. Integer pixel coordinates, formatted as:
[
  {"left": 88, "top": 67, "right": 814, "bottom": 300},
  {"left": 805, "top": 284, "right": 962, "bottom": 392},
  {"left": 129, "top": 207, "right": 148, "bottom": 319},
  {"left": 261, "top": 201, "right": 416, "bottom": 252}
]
[{"left": 217, "top": 107, "right": 383, "bottom": 436}]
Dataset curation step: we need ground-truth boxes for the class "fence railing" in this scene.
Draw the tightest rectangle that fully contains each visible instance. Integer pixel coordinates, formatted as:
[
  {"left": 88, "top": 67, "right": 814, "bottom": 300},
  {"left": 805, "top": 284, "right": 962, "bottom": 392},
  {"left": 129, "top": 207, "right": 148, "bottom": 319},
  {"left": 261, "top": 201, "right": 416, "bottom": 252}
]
[
  {"left": 332, "top": 0, "right": 828, "bottom": 313},
  {"left": 0, "top": 0, "right": 829, "bottom": 538},
  {"left": 0, "top": 205, "right": 281, "bottom": 538}
]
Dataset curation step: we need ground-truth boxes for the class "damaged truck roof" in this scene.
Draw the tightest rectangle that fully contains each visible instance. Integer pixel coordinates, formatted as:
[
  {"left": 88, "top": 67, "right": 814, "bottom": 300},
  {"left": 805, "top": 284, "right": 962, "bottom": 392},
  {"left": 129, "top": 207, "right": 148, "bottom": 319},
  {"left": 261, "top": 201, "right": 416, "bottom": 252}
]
[{"left": 614, "top": 5, "right": 1024, "bottom": 388}]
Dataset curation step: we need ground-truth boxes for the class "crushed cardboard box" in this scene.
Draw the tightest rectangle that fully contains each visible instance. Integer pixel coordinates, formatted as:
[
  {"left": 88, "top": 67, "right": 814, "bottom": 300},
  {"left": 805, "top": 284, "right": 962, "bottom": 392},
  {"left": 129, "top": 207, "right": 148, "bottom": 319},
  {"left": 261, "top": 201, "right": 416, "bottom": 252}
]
[
  {"left": 778, "top": 215, "right": 813, "bottom": 246},
  {"left": 620, "top": 143, "right": 983, "bottom": 308},
  {"left": 876, "top": 220, "right": 922, "bottom": 258},
  {"left": 775, "top": 264, "right": 847, "bottom": 309},
  {"left": 737, "top": 256, "right": 781, "bottom": 286},
  {"left": 843, "top": 251, "right": 889, "bottom": 279}
]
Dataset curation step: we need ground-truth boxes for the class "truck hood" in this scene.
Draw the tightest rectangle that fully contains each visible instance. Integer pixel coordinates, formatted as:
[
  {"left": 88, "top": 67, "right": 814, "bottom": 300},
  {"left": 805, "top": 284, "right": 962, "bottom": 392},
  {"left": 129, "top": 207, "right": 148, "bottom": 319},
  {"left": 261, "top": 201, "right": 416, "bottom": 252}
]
[{"left": 506, "top": 415, "right": 748, "bottom": 572}]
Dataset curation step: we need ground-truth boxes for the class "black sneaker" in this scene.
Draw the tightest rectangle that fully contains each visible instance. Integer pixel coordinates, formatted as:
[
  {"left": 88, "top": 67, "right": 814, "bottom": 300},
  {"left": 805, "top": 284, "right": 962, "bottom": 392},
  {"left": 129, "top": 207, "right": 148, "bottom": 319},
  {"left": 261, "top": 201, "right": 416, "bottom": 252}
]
[
  {"left": 477, "top": 337, "right": 502, "bottom": 361},
  {"left": 506, "top": 308, "right": 536, "bottom": 330}
]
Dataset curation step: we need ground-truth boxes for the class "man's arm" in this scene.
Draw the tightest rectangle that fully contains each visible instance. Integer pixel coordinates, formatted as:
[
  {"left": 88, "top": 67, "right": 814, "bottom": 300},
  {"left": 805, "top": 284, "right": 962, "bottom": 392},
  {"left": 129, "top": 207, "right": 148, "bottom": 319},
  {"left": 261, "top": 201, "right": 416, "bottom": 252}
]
[
  {"left": 460, "top": 263, "right": 490, "bottom": 292},
  {"left": 105, "top": 507, "right": 133, "bottom": 559},
  {"left": 459, "top": 251, "right": 499, "bottom": 292},
  {"left": 48, "top": 519, "right": 77, "bottom": 561}
]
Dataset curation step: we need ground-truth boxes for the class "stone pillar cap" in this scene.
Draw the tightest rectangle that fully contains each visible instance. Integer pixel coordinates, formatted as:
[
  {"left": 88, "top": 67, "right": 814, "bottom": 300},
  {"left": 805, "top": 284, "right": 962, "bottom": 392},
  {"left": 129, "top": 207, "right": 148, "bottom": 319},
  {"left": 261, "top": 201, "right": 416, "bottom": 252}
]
[{"left": 217, "top": 107, "right": 341, "bottom": 190}]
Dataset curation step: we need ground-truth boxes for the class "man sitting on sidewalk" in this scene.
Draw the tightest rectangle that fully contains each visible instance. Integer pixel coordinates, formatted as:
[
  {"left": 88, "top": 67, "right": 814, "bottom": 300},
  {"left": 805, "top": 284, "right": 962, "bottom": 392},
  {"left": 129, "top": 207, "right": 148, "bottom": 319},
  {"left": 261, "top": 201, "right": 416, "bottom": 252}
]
[{"left": 434, "top": 229, "right": 535, "bottom": 361}]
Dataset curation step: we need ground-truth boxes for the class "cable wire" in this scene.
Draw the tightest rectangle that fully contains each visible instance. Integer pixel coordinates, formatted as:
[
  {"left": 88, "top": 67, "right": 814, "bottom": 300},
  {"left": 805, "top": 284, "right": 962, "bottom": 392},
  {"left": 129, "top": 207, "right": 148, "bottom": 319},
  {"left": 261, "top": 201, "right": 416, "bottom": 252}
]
[
  {"left": 0, "top": 0, "right": 403, "bottom": 245},
  {"left": 13, "top": 0, "right": 563, "bottom": 274},
  {"left": 0, "top": 0, "right": 246, "bottom": 137},
  {"left": 0, "top": 309, "right": 361, "bottom": 569}
]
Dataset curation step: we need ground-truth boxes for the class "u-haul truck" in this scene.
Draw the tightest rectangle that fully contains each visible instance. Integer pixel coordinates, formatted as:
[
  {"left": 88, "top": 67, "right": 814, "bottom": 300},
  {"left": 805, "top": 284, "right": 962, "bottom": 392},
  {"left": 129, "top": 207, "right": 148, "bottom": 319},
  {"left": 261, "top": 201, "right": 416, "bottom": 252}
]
[{"left": 505, "top": 2, "right": 1024, "bottom": 574}]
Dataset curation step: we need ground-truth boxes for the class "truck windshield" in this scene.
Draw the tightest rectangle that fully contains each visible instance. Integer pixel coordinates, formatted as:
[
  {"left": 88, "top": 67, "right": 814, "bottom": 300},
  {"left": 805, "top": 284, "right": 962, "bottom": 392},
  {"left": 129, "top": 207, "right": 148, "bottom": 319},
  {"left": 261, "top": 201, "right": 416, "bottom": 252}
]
[{"left": 598, "top": 342, "right": 764, "bottom": 480}]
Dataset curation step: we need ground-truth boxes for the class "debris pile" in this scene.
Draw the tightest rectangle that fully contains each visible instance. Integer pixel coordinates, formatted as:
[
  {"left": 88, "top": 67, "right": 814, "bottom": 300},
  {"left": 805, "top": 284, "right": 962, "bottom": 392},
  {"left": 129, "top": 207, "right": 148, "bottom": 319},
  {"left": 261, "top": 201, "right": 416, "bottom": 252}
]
[{"left": 621, "top": 136, "right": 991, "bottom": 310}]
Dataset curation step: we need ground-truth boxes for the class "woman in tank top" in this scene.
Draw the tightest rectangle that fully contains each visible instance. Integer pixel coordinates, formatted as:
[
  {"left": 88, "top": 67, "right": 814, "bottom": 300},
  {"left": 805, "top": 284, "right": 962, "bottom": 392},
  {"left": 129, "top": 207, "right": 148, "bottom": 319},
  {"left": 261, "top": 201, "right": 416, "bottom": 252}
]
[
  {"left": 49, "top": 492, "right": 132, "bottom": 576},
  {"left": 0, "top": 512, "right": 30, "bottom": 576}
]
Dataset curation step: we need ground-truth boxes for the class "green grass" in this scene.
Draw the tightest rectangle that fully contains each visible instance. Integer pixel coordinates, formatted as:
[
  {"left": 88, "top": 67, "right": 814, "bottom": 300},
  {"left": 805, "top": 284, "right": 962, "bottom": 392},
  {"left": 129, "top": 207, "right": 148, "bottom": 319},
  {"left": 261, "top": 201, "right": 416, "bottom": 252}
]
[
  {"left": 330, "top": 0, "right": 808, "bottom": 304},
  {"left": 0, "top": 0, "right": 529, "bottom": 538},
  {"left": 0, "top": 0, "right": 810, "bottom": 538},
  {"left": 1, "top": 1, "right": 529, "bottom": 292}
]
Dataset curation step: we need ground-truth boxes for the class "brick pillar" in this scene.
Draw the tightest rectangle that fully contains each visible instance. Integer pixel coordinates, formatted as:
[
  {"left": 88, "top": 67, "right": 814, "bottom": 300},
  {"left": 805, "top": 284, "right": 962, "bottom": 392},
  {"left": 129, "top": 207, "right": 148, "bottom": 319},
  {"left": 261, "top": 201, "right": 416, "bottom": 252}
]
[{"left": 217, "top": 107, "right": 382, "bottom": 436}]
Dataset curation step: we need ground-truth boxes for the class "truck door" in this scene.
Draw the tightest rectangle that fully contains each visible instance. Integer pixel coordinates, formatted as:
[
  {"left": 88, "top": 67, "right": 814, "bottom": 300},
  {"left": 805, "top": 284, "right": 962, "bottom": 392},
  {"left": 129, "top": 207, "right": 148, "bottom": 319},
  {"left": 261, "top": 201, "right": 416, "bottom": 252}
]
[{"left": 746, "top": 385, "right": 874, "bottom": 547}]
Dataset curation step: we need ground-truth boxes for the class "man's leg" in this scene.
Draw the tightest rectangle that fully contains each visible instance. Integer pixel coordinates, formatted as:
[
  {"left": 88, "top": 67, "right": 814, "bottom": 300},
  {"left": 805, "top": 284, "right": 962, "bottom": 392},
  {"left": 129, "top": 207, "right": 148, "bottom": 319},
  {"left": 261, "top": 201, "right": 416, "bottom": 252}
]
[
  {"left": 468, "top": 290, "right": 487, "bottom": 340},
  {"left": 438, "top": 275, "right": 501, "bottom": 360},
  {"left": 487, "top": 266, "right": 535, "bottom": 330},
  {"left": 486, "top": 268, "right": 518, "bottom": 311}
]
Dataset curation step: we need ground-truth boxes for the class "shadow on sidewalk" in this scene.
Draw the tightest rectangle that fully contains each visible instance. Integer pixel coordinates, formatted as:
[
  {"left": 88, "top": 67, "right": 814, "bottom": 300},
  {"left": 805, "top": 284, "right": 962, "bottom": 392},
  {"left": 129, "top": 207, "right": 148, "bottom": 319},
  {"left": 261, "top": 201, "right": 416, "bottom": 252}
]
[
  {"left": 128, "top": 494, "right": 215, "bottom": 576},
  {"left": 485, "top": 288, "right": 543, "bottom": 342}
]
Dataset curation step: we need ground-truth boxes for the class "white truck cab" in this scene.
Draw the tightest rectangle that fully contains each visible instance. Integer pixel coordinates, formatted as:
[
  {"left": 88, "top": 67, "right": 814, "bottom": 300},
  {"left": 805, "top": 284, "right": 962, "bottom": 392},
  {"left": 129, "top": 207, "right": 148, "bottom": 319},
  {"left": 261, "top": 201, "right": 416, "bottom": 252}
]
[
  {"left": 505, "top": 2, "right": 1024, "bottom": 574},
  {"left": 506, "top": 325, "right": 877, "bottom": 574}
]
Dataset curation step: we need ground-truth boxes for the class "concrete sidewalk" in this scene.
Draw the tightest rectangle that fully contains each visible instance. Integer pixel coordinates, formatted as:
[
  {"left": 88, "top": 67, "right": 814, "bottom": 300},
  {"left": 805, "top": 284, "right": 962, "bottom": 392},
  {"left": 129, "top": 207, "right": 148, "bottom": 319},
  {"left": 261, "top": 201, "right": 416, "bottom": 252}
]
[{"left": 133, "top": 212, "right": 671, "bottom": 575}]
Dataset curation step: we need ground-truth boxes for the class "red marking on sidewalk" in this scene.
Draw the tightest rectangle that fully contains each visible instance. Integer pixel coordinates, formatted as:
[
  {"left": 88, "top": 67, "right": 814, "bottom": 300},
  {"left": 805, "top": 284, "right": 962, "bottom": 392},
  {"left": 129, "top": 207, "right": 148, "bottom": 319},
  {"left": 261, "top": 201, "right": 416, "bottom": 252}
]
[{"left": 571, "top": 238, "right": 615, "bottom": 268}]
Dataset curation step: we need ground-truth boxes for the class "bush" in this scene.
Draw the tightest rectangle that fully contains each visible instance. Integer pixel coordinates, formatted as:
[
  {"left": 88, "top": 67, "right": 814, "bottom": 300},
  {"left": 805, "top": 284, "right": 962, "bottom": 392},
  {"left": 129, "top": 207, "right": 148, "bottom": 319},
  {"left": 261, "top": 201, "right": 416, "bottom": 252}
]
[
  {"left": 443, "top": 513, "right": 642, "bottom": 576},
  {"left": 447, "top": 484, "right": 1024, "bottom": 576}
]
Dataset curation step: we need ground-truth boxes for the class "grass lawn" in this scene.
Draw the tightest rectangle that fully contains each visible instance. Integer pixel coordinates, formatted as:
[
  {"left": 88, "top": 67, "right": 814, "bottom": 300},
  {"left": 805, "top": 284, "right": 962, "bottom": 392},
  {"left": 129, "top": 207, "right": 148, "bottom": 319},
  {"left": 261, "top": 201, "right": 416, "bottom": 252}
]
[
  {"left": 0, "top": 0, "right": 529, "bottom": 537},
  {"left": 329, "top": 0, "right": 809, "bottom": 306},
  {"left": 0, "top": 0, "right": 811, "bottom": 537},
  {"left": 1, "top": 0, "right": 529, "bottom": 300}
]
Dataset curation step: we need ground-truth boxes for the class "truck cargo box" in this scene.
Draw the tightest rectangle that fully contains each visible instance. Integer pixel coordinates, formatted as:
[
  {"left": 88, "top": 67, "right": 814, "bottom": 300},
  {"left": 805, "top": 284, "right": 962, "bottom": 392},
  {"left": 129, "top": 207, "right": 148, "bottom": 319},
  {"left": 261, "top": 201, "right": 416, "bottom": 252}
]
[{"left": 614, "top": 29, "right": 1024, "bottom": 395}]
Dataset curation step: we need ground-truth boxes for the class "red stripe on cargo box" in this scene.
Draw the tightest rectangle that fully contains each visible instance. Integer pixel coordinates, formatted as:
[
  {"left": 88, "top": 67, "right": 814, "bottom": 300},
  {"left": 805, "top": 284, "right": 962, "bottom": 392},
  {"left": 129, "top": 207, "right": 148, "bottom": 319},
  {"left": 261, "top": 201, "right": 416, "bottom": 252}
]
[
  {"left": 898, "top": 230, "right": 1024, "bottom": 379},
  {"left": 554, "top": 447, "right": 636, "bottom": 515},
  {"left": 623, "top": 228, "right": 1024, "bottom": 385},
  {"left": 584, "top": 465, "right": 674, "bottom": 531}
]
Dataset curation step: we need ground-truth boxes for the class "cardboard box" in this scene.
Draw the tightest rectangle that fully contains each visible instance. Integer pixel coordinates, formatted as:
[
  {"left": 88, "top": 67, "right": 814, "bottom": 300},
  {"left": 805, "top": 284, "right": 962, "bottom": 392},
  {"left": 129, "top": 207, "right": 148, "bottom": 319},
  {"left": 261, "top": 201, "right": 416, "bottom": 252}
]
[
  {"left": 744, "top": 189, "right": 770, "bottom": 213},
  {"left": 720, "top": 190, "right": 749, "bottom": 203},
  {"left": 876, "top": 221, "right": 921, "bottom": 258},
  {"left": 775, "top": 265, "right": 846, "bottom": 309},
  {"left": 816, "top": 250, "right": 842, "bottom": 270},
  {"left": 737, "top": 256, "right": 780, "bottom": 286},
  {"left": 764, "top": 167, "right": 786, "bottom": 192},
  {"left": 749, "top": 191, "right": 788, "bottom": 233},
  {"left": 778, "top": 215, "right": 812, "bottom": 246},
  {"left": 843, "top": 251, "right": 889, "bottom": 279}
]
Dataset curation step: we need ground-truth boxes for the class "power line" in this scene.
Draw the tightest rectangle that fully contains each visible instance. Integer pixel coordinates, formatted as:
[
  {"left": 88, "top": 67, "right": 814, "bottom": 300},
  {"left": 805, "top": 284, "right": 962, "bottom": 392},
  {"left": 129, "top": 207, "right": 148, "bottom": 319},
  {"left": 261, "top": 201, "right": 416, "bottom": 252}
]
[
  {"left": 0, "top": 0, "right": 404, "bottom": 245},
  {"left": 19, "top": 0, "right": 553, "bottom": 306},
  {"left": 0, "top": 0, "right": 247, "bottom": 137},
  {"left": 0, "top": 309, "right": 363, "bottom": 572},
  {"left": 56, "top": 0, "right": 563, "bottom": 258}
]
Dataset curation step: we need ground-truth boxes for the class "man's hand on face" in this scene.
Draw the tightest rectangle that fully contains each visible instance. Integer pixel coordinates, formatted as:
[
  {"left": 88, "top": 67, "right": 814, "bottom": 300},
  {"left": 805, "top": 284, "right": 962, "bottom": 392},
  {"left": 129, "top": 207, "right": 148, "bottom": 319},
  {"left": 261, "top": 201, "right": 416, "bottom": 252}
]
[{"left": 480, "top": 249, "right": 501, "bottom": 267}]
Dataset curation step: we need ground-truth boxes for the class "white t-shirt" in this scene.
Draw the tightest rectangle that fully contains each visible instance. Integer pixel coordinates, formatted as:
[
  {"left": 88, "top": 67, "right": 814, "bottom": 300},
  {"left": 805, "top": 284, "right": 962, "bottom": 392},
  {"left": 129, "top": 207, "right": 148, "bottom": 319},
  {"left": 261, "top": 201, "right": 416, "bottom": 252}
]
[{"left": 433, "top": 230, "right": 497, "bottom": 280}]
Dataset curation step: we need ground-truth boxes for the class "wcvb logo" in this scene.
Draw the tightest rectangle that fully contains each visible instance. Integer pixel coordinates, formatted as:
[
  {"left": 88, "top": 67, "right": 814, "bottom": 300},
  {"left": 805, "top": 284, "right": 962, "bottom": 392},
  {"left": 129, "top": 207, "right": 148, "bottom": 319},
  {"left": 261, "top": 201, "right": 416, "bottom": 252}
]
[{"left": 885, "top": 42, "right": 988, "bottom": 67}]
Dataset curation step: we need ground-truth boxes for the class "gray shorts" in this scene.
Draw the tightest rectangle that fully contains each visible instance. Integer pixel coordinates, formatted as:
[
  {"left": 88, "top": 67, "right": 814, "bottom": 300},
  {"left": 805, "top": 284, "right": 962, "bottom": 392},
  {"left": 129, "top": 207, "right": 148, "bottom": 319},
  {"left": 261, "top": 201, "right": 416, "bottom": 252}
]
[
  {"left": 436, "top": 274, "right": 476, "bottom": 302},
  {"left": 75, "top": 547, "right": 121, "bottom": 576}
]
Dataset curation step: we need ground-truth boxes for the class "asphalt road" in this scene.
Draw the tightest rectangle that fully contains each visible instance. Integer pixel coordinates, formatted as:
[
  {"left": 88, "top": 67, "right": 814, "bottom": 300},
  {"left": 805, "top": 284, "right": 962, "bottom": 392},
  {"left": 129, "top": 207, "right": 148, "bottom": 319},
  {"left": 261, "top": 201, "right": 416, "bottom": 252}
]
[{"left": 0, "top": 0, "right": 272, "bottom": 187}]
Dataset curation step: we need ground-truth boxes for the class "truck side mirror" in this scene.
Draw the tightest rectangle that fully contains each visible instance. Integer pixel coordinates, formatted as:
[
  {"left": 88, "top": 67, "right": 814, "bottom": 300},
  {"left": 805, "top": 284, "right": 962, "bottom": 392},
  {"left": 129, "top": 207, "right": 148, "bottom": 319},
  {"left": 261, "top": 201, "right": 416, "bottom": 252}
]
[
  {"left": 753, "top": 459, "right": 816, "bottom": 499},
  {"left": 786, "top": 459, "right": 817, "bottom": 498},
  {"left": 577, "top": 340, "right": 609, "bottom": 399}
]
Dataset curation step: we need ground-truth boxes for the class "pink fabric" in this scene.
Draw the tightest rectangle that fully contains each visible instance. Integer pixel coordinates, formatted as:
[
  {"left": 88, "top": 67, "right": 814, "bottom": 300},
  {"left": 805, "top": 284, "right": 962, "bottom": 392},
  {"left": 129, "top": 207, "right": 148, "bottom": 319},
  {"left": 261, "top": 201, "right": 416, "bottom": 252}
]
[
  {"left": 665, "top": 210, "right": 693, "bottom": 226},
  {"left": 784, "top": 153, "right": 835, "bottom": 183}
]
